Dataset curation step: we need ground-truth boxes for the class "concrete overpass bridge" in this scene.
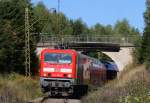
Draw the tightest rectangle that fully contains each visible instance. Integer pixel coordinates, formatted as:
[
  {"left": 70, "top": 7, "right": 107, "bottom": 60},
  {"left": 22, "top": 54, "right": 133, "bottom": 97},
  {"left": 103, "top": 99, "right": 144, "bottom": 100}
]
[{"left": 36, "top": 35, "right": 137, "bottom": 71}]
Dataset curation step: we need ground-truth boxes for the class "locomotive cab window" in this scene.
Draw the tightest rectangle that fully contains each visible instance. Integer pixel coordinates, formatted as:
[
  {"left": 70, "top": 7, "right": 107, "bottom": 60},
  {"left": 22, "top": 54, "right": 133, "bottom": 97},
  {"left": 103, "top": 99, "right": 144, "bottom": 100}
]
[{"left": 44, "top": 53, "right": 72, "bottom": 64}]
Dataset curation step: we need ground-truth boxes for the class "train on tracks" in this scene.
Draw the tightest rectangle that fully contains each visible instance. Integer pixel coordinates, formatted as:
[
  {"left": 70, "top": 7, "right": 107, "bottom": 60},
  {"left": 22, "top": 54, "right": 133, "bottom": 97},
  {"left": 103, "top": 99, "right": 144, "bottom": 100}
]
[{"left": 40, "top": 49, "right": 118, "bottom": 97}]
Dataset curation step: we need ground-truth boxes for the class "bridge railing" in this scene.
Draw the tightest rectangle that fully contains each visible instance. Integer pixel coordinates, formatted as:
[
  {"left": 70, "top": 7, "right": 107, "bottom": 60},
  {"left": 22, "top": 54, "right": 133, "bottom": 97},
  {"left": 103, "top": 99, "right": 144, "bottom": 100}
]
[{"left": 38, "top": 35, "right": 138, "bottom": 47}]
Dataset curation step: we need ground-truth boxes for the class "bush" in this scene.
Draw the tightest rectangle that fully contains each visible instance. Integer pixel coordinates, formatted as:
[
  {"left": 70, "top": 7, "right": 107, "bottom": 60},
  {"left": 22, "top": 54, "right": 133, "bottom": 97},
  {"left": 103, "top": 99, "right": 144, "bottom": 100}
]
[{"left": 0, "top": 73, "right": 42, "bottom": 103}]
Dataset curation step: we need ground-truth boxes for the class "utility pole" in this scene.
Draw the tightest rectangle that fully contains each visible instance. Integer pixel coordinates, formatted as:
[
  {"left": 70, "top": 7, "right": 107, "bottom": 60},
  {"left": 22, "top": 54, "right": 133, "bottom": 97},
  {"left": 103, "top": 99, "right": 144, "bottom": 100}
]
[
  {"left": 57, "top": 0, "right": 61, "bottom": 37},
  {"left": 25, "top": 7, "right": 31, "bottom": 77},
  {"left": 58, "top": 0, "right": 60, "bottom": 13}
]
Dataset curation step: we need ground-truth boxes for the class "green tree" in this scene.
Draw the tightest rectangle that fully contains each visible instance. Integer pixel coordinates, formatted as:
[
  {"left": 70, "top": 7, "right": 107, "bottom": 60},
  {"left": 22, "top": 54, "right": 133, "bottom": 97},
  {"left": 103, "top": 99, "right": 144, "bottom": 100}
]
[
  {"left": 0, "top": 0, "right": 38, "bottom": 75},
  {"left": 114, "top": 19, "right": 130, "bottom": 37},
  {"left": 140, "top": 0, "right": 150, "bottom": 68},
  {"left": 89, "top": 23, "right": 114, "bottom": 37},
  {"left": 93, "top": 23, "right": 106, "bottom": 35},
  {"left": 33, "top": 3, "right": 73, "bottom": 36},
  {"left": 33, "top": 2, "right": 51, "bottom": 34},
  {"left": 104, "top": 25, "right": 114, "bottom": 35},
  {"left": 57, "top": 13, "right": 73, "bottom": 36},
  {"left": 70, "top": 19, "right": 88, "bottom": 36}
]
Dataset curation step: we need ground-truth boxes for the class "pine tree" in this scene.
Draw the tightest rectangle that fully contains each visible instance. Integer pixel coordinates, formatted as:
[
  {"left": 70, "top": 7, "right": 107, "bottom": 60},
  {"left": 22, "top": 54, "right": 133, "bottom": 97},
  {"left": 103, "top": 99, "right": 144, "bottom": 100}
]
[
  {"left": 0, "top": 0, "right": 38, "bottom": 75},
  {"left": 71, "top": 19, "right": 88, "bottom": 36},
  {"left": 140, "top": 0, "right": 150, "bottom": 68},
  {"left": 114, "top": 19, "right": 130, "bottom": 37}
]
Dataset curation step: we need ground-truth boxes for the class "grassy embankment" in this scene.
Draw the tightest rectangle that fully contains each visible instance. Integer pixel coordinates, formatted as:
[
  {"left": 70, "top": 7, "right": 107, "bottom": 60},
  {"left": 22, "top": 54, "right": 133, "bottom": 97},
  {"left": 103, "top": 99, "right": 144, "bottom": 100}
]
[
  {"left": 0, "top": 73, "right": 42, "bottom": 103},
  {"left": 0, "top": 64, "right": 150, "bottom": 103},
  {"left": 82, "top": 64, "right": 150, "bottom": 103}
]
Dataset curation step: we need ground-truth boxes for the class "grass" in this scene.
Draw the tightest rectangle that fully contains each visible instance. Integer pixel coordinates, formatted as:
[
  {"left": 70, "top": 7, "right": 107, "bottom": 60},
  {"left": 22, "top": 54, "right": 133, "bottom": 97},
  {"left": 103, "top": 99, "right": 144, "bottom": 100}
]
[
  {"left": 0, "top": 73, "right": 42, "bottom": 103},
  {"left": 82, "top": 64, "right": 150, "bottom": 103},
  {"left": 0, "top": 64, "right": 150, "bottom": 103}
]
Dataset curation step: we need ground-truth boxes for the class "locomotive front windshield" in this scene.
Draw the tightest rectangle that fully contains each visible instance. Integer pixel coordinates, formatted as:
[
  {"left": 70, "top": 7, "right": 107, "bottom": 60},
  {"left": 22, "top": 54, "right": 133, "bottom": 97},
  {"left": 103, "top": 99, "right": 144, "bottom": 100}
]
[{"left": 44, "top": 53, "right": 72, "bottom": 64}]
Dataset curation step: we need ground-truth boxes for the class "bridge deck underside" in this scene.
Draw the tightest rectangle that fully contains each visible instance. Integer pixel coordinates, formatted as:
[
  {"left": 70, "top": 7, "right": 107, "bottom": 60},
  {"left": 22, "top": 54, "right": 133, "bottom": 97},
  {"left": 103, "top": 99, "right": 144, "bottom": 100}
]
[{"left": 54, "top": 42, "right": 120, "bottom": 52}]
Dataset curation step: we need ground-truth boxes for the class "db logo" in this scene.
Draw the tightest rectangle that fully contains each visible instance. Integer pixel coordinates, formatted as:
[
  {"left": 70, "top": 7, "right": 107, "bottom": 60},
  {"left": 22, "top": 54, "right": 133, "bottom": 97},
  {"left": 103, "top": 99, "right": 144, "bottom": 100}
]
[{"left": 55, "top": 68, "right": 60, "bottom": 72}]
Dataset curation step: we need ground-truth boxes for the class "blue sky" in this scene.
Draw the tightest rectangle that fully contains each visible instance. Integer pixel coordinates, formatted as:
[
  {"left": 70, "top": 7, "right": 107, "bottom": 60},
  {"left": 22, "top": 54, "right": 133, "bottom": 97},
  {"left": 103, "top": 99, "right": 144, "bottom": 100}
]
[{"left": 32, "top": 0, "right": 146, "bottom": 32}]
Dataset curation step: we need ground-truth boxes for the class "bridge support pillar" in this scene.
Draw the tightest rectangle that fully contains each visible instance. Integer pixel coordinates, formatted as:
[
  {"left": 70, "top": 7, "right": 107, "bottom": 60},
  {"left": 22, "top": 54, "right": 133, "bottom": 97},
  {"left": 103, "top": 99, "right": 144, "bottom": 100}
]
[{"left": 103, "top": 47, "right": 133, "bottom": 71}]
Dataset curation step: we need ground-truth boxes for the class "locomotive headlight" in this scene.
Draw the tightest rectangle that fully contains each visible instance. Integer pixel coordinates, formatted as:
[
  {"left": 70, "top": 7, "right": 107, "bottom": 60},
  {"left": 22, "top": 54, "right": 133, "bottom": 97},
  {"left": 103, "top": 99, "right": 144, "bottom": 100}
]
[
  {"left": 42, "top": 80, "right": 49, "bottom": 87},
  {"left": 43, "top": 73, "right": 47, "bottom": 76},
  {"left": 43, "top": 67, "right": 55, "bottom": 72},
  {"left": 68, "top": 74, "right": 72, "bottom": 78},
  {"left": 60, "top": 68, "right": 72, "bottom": 73}
]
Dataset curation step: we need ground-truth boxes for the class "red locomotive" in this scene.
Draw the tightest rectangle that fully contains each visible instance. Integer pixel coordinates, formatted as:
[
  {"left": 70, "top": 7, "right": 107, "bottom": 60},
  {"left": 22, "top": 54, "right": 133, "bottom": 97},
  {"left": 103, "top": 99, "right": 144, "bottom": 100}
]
[{"left": 40, "top": 49, "right": 107, "bottom": 97}]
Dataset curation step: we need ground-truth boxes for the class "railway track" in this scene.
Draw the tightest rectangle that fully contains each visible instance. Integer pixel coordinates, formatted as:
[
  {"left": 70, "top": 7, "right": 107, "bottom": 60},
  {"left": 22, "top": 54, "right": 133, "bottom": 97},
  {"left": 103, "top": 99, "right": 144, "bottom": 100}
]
[{"left": 28, "top": 97, "right": 81, "bottom": 103}]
